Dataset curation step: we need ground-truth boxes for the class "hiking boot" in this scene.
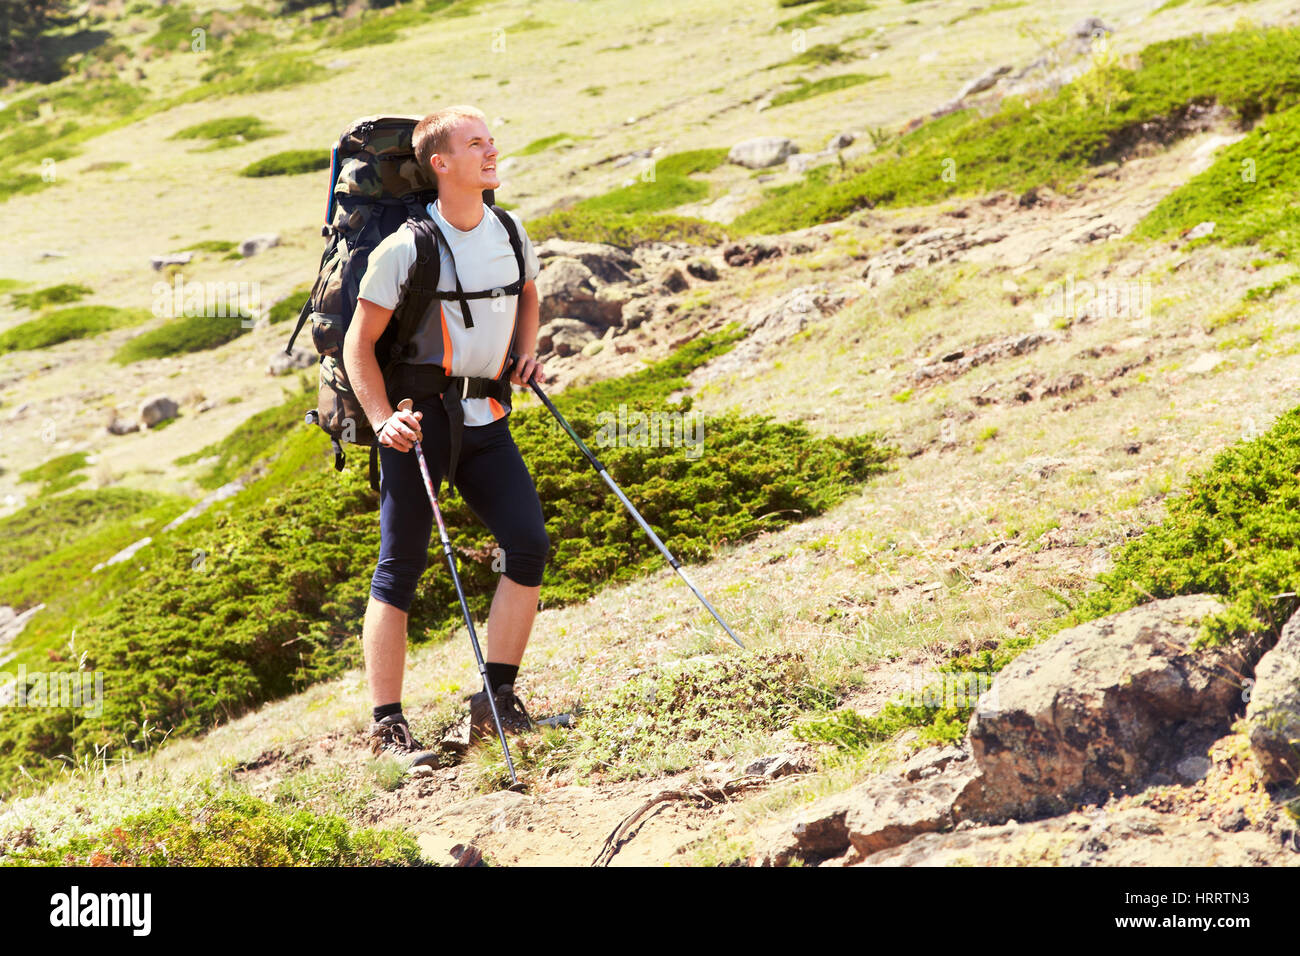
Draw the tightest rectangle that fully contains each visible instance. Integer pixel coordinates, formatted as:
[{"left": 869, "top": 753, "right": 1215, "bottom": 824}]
[
  {"left": 468, "top": 684, "right": 535, "bottom": 743},
  {"left": 366, "top": 714, "right": 441, "bottom": 769}
]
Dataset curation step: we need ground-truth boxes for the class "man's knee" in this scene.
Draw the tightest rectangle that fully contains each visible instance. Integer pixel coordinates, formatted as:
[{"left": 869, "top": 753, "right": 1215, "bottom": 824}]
[
  {"left": 502, "top": 523, "right": 549, "bottom": 588},
  {"left": 370, "top": 554, "right": 429, "bottom": 614}
]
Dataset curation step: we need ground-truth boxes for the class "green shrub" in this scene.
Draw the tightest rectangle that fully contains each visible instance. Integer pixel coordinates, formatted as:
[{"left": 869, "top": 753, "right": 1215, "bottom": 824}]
[
  {"left": 770, "top": 72, "right": 886, "bottom": 107},
  {"left": 0, "top": 489, "right": 165, "bottom": 578},
  {"left": 10, "top": 283, "right": 92, "bottom": 310},
  {"left": 1133, "top": 102, "right": 1300, "bottom": 259},
  {"left": 0, "top": 306, "right": 151, "bottom": 354},
  {"left": 550, "top": 654, "right": 833, "bottom": 781},
  {"left": 527, "top": 209, "right": 733, "bottom": 248},
  {"left": 267, "top": 285, "right": 313, "bottom": 325},
  {"left": 735, "top": 24, "right": 1300, "bottom": 234},
  {"left": 777, "top": 0, "right": 874, "bottom": 30},
  {"left": 171, "top": 54, "right": 325, "bottom": 103},
  {"left": 170, "top": 115, "right": 280, "bottom": 150},
  {"left": 572, "top": 149, "right": 727, "bottom": 216},
  {"left": 18, "top": 452, "right": 88, "bottom": 489},
  {"left": 179, "top": 239, "right": 239, "bottom": 253},
  {"left": 515, "top": 132, "right": 576, "bottom": 156},
  {"left": 1067, "top": 403, "right": 1300, "bottom": 645},
  {"left": 113, "top": 313, "right": 252, "bottom": 364},
  {"left": 240, "top": 149, "right": 330, "bottom": 177},
  {"left": 7, "top": 791, "right": 422, "bottom": 866},
  {"left": 766, "top": 42, "right": 857, "bottom": 69}
]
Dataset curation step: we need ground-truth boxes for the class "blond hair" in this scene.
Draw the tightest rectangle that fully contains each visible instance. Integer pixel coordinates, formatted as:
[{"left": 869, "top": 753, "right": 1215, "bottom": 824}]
[{"left": 413, "top": 105, "right": 488, "bottom": 182}]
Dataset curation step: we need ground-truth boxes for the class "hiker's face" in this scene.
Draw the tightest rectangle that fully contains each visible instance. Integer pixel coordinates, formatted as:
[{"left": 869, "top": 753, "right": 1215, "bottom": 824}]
[{"left": 436, "top": 119, "right": 500, "bottom": 194}]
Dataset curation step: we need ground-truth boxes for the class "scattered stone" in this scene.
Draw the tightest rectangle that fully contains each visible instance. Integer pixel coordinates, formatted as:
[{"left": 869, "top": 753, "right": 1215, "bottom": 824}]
[
  {"left": 901, "top": 746, "right": 968, "bottom": 782},
  {"left": 1245, "top": 608, "right": 1300, "bottom": 785},
  {"left": 39, "top": 250, "right": 69, "bottom": 259},
  {"left": 139, "top": 395, "right": 179, "bottom": 427},
  {"left": 913, "top": 332, "right": 1053, "bottom": 382},
  {"left": 956, "top": 65, "right": 1013, "bottom": 100},
  {"left": 657, "top": 265, "right": 690, "bottom": 294},
  {"left": 536, "top": 256, "right": 629, "bottom": 327},
  {"left": 745, "top": 754, "right": 800, "bottom": 779},
  {"left": 161, "top": 479, "right": 247, "bottom": 532},
  {"left": 0, "top": 604, "right": 45, "bottom": 648},
  {"left": 239, "top": 233, "right": 280, "bottom": 258},
  {"left": 92, "top": 536, "right": 153, "bottom": 573},
  {"left": 1187, "top": 353, "right": 1224, "bottom": 375},
  {"left": 1073, "top": 16, "right": 1113, "bottom": 39},
  {"left": 1174, "top": 754, "right": 1212, "bottom": 783},
  {"left": 538, "top": 318, "right": 601, "bottom": 357},
  {"left": 727, "top": 136, "right": 799, "bottom": 169},
  {"left": 150, "top": 252, "right": 192, "bottom": 271},
  {"left": 1183, "top": 221, "right": 1216, "bottom": 241},
  {"left": 685, "top": 257, "right": 719, "bottom": 281},
  {"left": 268, "top": 347, "right": 317, "bottom": 376},
  {"left": 106, "top": 416, "right": 140, "bottom": 435},
  {"left": 826, "top": 131, "right": 855, "bottom": 151},
  {"left": 534, "top": 238, "right": 640, "bottom": 284},
  {"left": 722, "top": 238, "right": 783, "bottom": 267},
  {"left": 1219, "top": 808, "right": 1249, "bottom": 833}
]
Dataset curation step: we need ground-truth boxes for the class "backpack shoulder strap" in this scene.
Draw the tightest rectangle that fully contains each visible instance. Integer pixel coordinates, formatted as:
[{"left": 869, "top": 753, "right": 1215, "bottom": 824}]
[
  {"left": 489, "top": 205, "right": 526, "bottom": 288},
  {"left": 387, "top": 217, "right": 441, "bottom": 366}
]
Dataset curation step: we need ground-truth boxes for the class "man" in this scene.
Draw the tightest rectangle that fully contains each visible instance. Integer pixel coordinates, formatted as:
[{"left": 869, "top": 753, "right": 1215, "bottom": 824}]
[{"left": 342, "top": 105, "right": 549, "bottom": 768}]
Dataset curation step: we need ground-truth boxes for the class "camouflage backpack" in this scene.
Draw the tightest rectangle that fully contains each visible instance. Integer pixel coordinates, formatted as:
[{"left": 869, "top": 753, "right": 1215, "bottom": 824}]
[{"left": 284, "top": 114, "right": 526, "bottom": 487}]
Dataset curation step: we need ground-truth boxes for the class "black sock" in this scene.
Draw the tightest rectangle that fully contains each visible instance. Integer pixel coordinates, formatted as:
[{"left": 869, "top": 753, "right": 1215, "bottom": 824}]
[
  {"left": 484, "top": 662, "right": 518, "bottom": 693},
  {"left": 373, "top": 701, "right": 403, "bottom": 722}
]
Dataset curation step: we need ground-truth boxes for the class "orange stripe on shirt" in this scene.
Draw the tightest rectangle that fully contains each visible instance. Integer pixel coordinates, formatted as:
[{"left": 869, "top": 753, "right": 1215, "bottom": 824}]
[
  {"left": 492, "top": 299, "right": 519, "bottom": 380},
  {"left": 440, "top": 303, "right": 453, "bottom": 375},
  {"left": 488, "top": 397, "right": 506, "bottom": 420}
]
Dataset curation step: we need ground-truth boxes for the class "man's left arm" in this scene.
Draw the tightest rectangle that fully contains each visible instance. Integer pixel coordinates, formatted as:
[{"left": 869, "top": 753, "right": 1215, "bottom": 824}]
[{"left": 511, "top": 279, "right": 545, "bottom": 385}]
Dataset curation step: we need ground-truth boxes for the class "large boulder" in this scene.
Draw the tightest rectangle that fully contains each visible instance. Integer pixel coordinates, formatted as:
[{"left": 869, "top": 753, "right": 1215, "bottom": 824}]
[
  {"left": 268, "top": 347, "right": 317, "bottom": 376},
  {"left": 1246, "top": 608, "right": 1300, "bottom": 785},
  {"left": 536, "top": 257, "right": 629, "bottom": 327},
  {"left": 534, "top": 238, "right": 640, "bottom": 285},
  {"left": 239, "top": 233, "right": 280, "bottom": 258},
  {"left": 966, "top": 594, "right": 1250, "bottom": 821},
  {"left": 728, "top": 136, "right": 799, "bottom": 169}
]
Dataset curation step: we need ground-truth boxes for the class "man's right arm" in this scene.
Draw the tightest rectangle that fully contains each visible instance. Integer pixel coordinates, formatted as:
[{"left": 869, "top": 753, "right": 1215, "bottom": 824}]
[{"left": 343, "top": 297, "right": 422, "bottom": 452}]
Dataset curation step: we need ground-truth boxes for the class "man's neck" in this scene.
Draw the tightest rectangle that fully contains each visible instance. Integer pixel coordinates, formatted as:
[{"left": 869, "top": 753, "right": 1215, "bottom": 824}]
[{"left": 435, "top": 189, "right": 485, "bottom": 232}]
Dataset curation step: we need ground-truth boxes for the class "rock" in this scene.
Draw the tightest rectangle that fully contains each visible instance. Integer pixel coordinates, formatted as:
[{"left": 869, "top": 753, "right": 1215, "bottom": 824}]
[
  {"left": 1073, "top": 16, "right": 1113, "bottom": 39},
  {"left": 91, "top": 536, "right": 153, "bottom": 573},
  {"left": 268, "top": 347, "right": 317, "bottom": 376},
  {"left": 722, "top": 238, "right": 783, "bottom": 268},
  {"left": 689, "top": 283, "right": 850, "bottom": 386},
  {"left": 1246, "top": 608, "right": 1300, "bottom": 785},
  {"left": 901, "top": 746, "right": 968, "bottom": 782},
  {"left": 538, "top": 318, "right": 601, "bottom": 357},
  {"left": 161, "top": 479, "right": 246, "bottom": 532},
  {"left": 1219, "top": 808, "right": 1249, "bottom": 833},
  {"left": 966, "top": 594, "right": 1251, "bottom": 822},
  {"left": 957, "top": 65, "right": 1013, "bottom": 100},
  {"left": 40, "top": 250, "right": 69, "bottom": 259},
  {"left": 1174, "top": 754, "right": 1212, "bottom": 783},
  {"left": 1187, "top": 352, "right": 1224, "bottom": 375},
  {"left": 787, "top": 152, "right": 826, "bottom": 174},
  {"left": 239, "top": 233, "right": 280, "bottom": 258},
  {"left": 536, "top": 257, "right": 627, "bottom": 327},
  {"left": 727, "top": 136, "right": 799, "bottom": 169},
  {"left": 621, "top": 297, "right": 655, "bottom": 330},
  {"left": 0, "top": 604, "right": 45, "bottom": 648},
  {"left": 757, "top": 760, "right": 984, "bottom": 866},
  {"left": 1183, "top": 221, "right": 1216, "bottom": 241},
  {"left": 685, "top": 257, "right": 719, "bottom": 281},
  {"left": 827, "top": 131, "right": 855, "bottom": 151},
  {"left": 106, "top": 416, "right": 140, "bottom": 435},
  {"left": 657, "top": 265, "right": 689, "bottom": 294},
  {"left": 913, "top": 332, "right": 1053, "bottom": 382},
  {"left": 138, "top": 395, "right": 178, "bottom": 427},
  {"left": 534, "top": 239, "right": 640, "bottom": 284},
  {"left": 744, "top": 754, "right": 800, "bottom": 779},
  {"left": 150, "top": 252, "right": 192, "bottom": 271}
]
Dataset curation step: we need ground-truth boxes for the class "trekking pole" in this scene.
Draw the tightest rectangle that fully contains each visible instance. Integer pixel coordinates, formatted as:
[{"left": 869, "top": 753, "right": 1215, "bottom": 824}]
[
  {"left": 508, "top": 357, "right": 744, "bottom": 649},
  {"left": 395, "top": 398, "right": 520, "bottom": 787}
]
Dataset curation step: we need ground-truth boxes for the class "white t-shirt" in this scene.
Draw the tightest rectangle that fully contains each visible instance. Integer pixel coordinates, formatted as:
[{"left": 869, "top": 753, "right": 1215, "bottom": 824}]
[{"left": 357, "top": 199, "right": 540, "bottom": 426}]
